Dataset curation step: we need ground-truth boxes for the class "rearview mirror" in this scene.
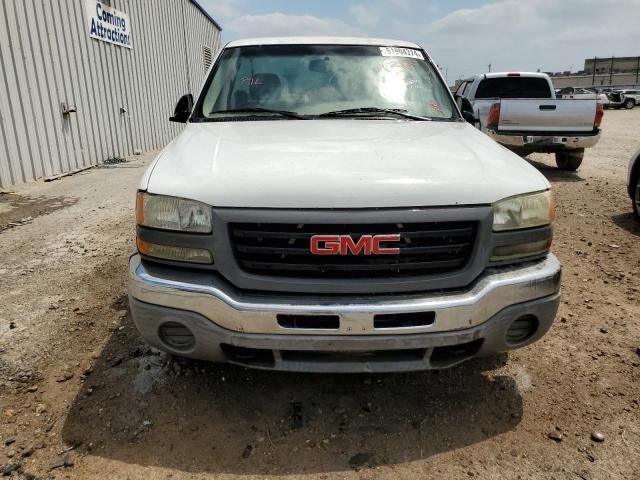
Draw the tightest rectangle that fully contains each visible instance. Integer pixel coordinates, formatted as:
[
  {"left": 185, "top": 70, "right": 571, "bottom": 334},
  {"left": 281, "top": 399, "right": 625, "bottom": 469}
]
[
  {"left": 309, "top": 58, "right": 329, "bottom": 73},
  {"left": 170, "top": 94, "right": 194, "bottom": 123}
]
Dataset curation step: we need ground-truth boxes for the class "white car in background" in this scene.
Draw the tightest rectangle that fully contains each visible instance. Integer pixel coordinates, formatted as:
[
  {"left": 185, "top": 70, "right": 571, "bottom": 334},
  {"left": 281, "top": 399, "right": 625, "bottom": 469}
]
[
  {"left": 616, "top": 89, "right": 640, "bottom": 109},
  {"left": 604, "top": 89, "right": 640, "bottom": 109},
  {"left": 556, "top": 86, "right": 608, "bottom": 104}
]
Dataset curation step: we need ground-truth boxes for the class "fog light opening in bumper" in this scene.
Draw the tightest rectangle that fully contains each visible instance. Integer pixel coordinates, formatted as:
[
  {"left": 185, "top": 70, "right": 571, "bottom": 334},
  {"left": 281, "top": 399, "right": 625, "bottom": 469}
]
[
  {"left": 505, "top": 315, "right": 539, "bottom": 345},
  {"left": 158, "top": 321, "right": 195, "bottom": 351}
]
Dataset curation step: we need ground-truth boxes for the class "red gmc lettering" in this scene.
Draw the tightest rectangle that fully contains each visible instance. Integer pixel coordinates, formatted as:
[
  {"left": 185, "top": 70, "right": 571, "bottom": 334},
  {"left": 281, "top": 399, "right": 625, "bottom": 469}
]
[
  {"left": 339, "top": 236, "right": 371, "bottom": 255},
  {"left": 372, "top": 234, "right": 401, "bottom": 254},
  {"left": 310, "top": 235, "right": 340, "bottom": 255},
  {"left": 310, "top": 234, "right": 401, "bottom": 255}
]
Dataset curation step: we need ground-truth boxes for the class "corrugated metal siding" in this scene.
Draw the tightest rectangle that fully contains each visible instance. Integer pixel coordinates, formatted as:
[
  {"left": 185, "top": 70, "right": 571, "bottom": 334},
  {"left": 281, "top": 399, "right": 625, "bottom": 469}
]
[{"left": 0, "top": 0, "right": 221, "bottom": 187}]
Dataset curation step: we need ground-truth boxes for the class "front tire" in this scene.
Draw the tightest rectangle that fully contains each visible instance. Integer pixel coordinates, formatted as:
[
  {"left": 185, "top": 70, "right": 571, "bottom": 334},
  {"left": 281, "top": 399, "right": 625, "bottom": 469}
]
[
  {"left": 624, "top": 99, "right": 635, "bottom": 109},
  {"left": 555, "top": 149, "right": 584, "bottom": 171}
]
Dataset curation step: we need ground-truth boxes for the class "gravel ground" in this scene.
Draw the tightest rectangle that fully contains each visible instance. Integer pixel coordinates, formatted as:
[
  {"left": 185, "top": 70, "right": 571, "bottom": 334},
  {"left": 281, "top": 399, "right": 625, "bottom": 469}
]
[{"left": 0, "top": 110, "right": 639, "bottom": 480}]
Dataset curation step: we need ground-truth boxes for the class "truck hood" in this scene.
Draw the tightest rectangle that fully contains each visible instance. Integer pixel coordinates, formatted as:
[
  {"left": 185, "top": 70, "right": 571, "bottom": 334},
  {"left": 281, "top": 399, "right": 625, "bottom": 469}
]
[{"left": 143, "top": 120, "right": 549, "bottom": 208}]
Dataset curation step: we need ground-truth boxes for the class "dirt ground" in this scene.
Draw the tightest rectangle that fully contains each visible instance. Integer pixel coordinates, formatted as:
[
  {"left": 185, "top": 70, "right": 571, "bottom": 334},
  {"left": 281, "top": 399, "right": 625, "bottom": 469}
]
[{"left": 1, "top": 110, "right": 639, "bottom": 480}]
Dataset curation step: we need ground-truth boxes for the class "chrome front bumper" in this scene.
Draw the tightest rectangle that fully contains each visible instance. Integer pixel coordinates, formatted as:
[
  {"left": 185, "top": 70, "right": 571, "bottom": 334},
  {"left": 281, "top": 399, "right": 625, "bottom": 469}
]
[
  {"left": 487, "top": 130, "right": 601, "bottom": 149},
  {"left": 128, "top": 254, "right": 561, "bottom": 371},
  {"left": 129, "top": 254, "right": 561, "bottom": 337}
]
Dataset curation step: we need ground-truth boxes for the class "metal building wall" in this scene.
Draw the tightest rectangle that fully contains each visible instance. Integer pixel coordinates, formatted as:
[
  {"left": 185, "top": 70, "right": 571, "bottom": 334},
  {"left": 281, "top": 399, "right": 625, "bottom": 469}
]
[{"left": 0, "top": 0, "right": 221, "bottom": 187}]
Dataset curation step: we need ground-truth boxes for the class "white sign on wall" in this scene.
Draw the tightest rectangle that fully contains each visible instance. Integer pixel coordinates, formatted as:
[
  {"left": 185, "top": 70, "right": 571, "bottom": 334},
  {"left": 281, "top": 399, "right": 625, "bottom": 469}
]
[{"left": 85, "top": 0, "right": 132, "bottom": 49}]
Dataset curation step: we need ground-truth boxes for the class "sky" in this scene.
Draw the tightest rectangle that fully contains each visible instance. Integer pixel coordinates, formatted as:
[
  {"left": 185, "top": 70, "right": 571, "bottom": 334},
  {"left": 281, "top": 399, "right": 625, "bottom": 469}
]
[{"left": 197, "top": 0, "right": 640, "bottom": 83}]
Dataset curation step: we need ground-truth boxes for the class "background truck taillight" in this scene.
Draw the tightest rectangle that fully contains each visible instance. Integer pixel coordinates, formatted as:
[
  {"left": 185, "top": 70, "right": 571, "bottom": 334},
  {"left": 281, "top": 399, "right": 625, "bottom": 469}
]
[
  {"left": 487, "top": 103, "right": 501, "bottom": 129},
  {"left": 594, "top": 102, "right": 604, "bottom": 128}
]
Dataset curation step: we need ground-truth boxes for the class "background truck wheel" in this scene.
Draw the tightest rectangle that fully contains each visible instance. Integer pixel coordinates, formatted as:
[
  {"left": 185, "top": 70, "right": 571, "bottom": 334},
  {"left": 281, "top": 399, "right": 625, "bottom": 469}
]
[
  {"left": 624, "top": 99, "right": 635, "bottom": 109},
  {"left": 555, "top": 150, "right": 584, "bottom": 171}
]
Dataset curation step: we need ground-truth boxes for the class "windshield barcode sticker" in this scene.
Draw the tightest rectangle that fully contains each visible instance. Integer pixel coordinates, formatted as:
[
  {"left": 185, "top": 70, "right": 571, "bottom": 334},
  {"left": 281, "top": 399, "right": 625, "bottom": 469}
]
[{"left": 379, "top": 47, "right": 424, "bottom": 59}]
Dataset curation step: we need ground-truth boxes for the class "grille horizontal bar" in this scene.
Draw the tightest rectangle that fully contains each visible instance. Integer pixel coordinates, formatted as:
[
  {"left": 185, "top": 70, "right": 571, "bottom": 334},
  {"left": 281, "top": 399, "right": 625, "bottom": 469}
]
[
  {"left": 231, "top": 226, "right": 474, "bottom": 239},
  {"left": 241, "top": 258, "right": 466, "bottom": 272},
  {"left": 229, "top": 221, "right": 477, "bottom": 279},
  {"left": 235, "top": 242, "right": 472, "bottom": 256}
]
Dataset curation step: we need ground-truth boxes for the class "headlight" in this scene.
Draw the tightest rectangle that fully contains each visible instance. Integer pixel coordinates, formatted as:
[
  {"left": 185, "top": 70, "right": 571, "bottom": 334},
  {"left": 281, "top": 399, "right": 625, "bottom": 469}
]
[
  {"left": 493, "top": 190, "right": 555, "bottom": 231},
  {"left": 136, "top": 192, "right": 212, "bottom": 233}
]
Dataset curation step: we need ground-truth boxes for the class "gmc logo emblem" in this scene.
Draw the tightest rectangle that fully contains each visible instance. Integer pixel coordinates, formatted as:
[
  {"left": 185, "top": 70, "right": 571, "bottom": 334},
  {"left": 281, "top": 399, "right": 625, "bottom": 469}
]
[{"left": 310, "top": 234, "right": 401, "bottom": 255}]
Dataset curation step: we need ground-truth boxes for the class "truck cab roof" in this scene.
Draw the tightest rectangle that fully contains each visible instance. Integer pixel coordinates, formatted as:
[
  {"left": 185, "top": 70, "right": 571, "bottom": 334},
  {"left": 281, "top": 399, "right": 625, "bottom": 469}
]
[
  {"left": 225, "top": 36, "right": 421, "bottom": 49},
  {"left": 483, "top": 72, "right": 549, "bottom": 78},
  {"left": 461, "top": 72, "right": 551, "bottom": 83}
]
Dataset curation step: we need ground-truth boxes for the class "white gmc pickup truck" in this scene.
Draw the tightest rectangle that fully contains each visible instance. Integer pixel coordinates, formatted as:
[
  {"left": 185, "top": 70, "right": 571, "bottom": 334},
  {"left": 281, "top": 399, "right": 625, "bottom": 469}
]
[
  {"left": 128, "top": 37, "right": 561, "bottom": 373},
  {"left": 455, "top": 72, "right": 603, "bottom": 171}
]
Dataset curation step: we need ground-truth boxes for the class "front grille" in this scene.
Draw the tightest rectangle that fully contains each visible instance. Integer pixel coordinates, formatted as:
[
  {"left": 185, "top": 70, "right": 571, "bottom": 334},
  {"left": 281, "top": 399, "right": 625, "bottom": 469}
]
[{"left": 229, "top": 221, "right": 477, "bottom": 279}]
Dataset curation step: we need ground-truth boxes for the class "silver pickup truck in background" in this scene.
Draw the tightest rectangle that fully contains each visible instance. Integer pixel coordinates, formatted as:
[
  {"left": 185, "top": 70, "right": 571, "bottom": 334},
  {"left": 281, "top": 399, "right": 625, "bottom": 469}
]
[{"left": 455, "top": 72, "right": 604, "bottom": 171}]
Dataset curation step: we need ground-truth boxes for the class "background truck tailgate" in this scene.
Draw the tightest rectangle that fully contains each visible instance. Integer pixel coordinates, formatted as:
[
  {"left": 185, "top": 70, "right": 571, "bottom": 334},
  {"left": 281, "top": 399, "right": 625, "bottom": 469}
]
[{"left": 498, "top": 99, "right": 596, "bottom": 132}]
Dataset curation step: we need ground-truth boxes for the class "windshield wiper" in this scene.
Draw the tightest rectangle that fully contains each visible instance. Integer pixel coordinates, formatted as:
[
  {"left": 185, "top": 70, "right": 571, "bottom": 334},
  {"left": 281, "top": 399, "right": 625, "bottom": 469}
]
[
  {"left": 209, "top": 107, "right": 307, "bottom": 119},
  {"left": 318, "top": 107, "right": 431, "bottom": 121}
]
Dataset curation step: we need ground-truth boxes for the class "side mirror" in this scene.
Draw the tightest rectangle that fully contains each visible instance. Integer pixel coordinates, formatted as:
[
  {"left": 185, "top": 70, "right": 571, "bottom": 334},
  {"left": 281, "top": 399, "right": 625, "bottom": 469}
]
[
  {"left": 456, "top": 95, "right": 477, "bottom": 125},
  {"left": 170, "top": 94, "right": 194, "bottom": 123}
]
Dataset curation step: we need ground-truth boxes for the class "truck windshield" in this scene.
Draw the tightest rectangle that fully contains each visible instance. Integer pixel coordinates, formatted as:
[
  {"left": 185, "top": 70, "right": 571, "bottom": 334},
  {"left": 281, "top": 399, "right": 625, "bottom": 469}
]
[
  {"left": 475, "top": 77, "right": 552, "bottom": 99},
  {"left": 195, "top": 44, "right": 458, "bottom": 121}
]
